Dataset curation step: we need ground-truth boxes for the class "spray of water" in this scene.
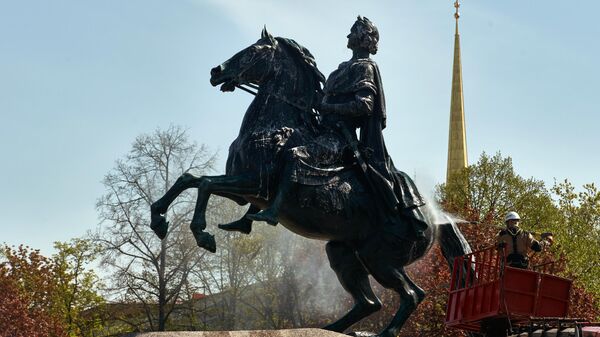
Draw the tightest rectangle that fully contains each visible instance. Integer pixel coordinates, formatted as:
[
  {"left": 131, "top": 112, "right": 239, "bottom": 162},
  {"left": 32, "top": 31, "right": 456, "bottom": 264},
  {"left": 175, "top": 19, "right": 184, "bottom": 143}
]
[
  {"left": 263, "top": 198, "right": 470, "bottom": 321},
  {"left": 270, "top": 226, "right": 348, "bottom": 319},
  {"left": 205, "top": 177, "right": 473, "bottom": 325}
]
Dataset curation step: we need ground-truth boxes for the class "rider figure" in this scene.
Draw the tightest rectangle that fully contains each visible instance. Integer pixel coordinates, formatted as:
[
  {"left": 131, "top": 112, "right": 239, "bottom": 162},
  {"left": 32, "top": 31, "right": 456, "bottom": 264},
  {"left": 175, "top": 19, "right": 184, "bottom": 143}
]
[
  {"left": 496, "top": 211, "right": 554, "bottom": 269},
  {"left": 247, "top": 16, "right": 428, "bottom": 239}
]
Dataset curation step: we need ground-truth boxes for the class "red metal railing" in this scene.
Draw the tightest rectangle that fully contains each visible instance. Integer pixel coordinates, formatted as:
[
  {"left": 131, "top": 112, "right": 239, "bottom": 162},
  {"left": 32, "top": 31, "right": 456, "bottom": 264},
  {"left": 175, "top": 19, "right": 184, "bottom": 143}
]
[
  {"left": 446, "top": 246, "right": 572, "bottom": 333},
  {"left": 532, "top": 261, "right": 555, "bottom": 274},
  {"left": 449, "top": 246, "right": 503, "bottom": 292},
  {"left": 446, "top": 246, "right": 504, "bottom": 328}
]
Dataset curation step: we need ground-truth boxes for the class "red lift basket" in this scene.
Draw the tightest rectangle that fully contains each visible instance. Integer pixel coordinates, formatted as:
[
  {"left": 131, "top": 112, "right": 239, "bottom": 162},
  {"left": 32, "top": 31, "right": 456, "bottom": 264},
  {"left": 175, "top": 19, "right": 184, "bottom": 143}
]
[
  {"left": 445, "top": 246, "right": 572, "bottom": 333},
  {"left": 582, "top": 326, "right": 600, "bottom": 337}
]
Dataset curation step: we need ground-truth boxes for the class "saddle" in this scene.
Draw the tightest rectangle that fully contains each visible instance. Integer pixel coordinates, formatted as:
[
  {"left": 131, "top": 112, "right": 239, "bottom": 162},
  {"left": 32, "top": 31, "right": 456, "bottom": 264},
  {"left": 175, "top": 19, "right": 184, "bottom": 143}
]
[{"left": 288, "top": 143, "right": 355, "bottom": 186}]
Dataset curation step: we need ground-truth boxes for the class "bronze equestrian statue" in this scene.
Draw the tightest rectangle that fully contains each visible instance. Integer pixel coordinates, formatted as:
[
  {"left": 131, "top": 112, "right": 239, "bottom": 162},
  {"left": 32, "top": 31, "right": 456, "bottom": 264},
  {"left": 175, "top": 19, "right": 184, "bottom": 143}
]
[
  {"left": 150, "top": 17, "right": 473, "bottom": 337},
  {"left": 245, "top": 17, "right": 427, "bottom": 241}
]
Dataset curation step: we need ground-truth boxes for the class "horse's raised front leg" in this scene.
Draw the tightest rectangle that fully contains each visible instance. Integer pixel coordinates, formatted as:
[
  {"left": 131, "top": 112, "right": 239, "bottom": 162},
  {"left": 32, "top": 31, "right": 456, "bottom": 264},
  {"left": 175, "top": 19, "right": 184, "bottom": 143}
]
[
  {"left": 150, "top": 173, "right": 198, "bottom": 239},
  {"left": 188, "top": 174, "right": 261, "bottom": 252}
]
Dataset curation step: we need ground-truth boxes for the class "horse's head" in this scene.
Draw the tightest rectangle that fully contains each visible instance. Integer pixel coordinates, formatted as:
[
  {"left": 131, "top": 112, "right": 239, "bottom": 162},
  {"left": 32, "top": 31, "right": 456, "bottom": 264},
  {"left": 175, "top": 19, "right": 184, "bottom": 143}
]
[
  {"left": 211, "top": 27, "right": 325, "bottom": 98},
  {"left": 210, "top": 27, "right": 280, "bottom": 92}
]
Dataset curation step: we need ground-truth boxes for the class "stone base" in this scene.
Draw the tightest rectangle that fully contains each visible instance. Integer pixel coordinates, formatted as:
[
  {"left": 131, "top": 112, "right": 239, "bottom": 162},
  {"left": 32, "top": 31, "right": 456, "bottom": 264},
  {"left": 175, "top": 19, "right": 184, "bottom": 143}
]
[{"left": 123, "top": 329, "right": 349, "bottom": 337}]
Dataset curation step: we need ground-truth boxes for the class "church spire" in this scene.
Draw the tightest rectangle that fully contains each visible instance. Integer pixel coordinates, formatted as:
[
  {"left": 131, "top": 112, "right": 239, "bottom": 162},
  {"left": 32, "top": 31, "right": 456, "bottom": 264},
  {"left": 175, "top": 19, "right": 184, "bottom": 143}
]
[{"left": 446, "top": 0, "right": 468, "bottom": 184}]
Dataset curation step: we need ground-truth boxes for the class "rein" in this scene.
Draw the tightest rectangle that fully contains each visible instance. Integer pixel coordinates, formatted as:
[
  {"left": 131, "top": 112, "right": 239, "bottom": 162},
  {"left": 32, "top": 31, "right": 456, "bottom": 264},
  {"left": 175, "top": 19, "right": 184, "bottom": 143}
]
[
  {"left": 235, "top": 83, "right": 259, "bottom": 96},
  {"left": 235, "top": 83, "right": 312, "bottom": 113},
  {"left": 235, "top": 83, "right": 321, "bottom": 132}
]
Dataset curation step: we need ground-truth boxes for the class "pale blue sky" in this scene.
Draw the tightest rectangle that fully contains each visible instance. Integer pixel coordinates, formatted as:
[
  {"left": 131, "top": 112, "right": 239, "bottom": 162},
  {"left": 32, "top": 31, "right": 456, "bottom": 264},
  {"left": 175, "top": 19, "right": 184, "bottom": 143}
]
[{"left": 1, "top": 1, "right": 599, "bottom": 254}]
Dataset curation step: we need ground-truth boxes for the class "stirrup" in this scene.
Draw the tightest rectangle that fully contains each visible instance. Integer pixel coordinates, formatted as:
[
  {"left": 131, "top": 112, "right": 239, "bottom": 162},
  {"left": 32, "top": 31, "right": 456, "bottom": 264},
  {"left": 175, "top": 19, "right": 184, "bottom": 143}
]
[{"left": 246, "top": 210, "right": 278, "bottom": 226}]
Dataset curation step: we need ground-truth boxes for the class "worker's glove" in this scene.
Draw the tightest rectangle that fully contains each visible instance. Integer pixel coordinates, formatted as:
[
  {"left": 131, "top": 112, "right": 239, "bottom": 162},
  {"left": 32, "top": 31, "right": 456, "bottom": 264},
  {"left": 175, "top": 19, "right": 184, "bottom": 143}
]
[{"left": 541, "top": 232, "right": 554, "bottom": 246}]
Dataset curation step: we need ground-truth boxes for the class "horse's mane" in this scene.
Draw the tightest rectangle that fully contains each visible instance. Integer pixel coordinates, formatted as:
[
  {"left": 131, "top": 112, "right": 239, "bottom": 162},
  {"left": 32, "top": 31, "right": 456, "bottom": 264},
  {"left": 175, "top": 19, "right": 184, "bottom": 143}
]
[{"left": 275, "top": 37, "right": 325, "bottom": 100}]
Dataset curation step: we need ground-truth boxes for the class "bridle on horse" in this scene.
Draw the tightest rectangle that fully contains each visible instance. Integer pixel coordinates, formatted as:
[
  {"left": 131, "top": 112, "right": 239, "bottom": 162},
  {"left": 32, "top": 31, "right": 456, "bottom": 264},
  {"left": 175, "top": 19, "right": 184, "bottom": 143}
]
[{"left": 230, "top": 41, "right": 321, "bottom": 129}]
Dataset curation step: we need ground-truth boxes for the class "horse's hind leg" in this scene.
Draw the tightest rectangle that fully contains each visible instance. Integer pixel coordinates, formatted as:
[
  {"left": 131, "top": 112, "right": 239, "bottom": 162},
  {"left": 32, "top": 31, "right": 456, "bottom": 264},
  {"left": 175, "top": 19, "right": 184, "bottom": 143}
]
[
  {"left": 371, "top": 266, "right": 424, "bottom": 337},
  {"left": 323, "top": 241, "right": 382, "bottom": 333},
  {"left": 359, "top": 244, "right": 425, "bottom": 337}
]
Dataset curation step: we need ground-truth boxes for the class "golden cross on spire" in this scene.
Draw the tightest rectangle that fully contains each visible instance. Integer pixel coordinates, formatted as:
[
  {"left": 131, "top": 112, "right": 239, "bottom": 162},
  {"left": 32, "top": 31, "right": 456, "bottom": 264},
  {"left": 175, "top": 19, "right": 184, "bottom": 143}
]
[
  {"left": 454, "top": 0, "right": 460, "bottom": 34},
  {"left": 454, "top": 0, "right": 460, "bottom": 19}
]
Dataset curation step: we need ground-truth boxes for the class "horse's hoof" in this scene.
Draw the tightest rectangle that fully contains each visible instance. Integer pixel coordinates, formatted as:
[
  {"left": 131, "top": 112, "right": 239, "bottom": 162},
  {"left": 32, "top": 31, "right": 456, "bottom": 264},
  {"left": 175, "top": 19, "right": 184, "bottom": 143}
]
[
  {"left": 194, "top": 231, "right": 216, "bottom": 253},
  {"left": 150, "top": 215, "right": 168, "bottom": 240},
  {"left": 218, "top": 219, "right": 252, "bottom": 234}
]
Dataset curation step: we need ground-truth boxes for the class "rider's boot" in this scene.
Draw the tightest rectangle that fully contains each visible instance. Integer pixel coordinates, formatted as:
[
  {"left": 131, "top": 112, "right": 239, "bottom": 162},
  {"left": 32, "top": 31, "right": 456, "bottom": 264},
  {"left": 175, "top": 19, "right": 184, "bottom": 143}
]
[
  {"left": 245, "top": 159, "right": 294, "bottom": 225},
  {"left": 218, "top": 217, "right": 253, "bottom": 234},
  {"left": 219, "top": 205, "right": 259, "bottom": 234},
  {"left": 245, "top": 177, "right": 290, "bottom": 225},
  {"left": 376, "top": 173, "right": 427, "bottom": 240}
]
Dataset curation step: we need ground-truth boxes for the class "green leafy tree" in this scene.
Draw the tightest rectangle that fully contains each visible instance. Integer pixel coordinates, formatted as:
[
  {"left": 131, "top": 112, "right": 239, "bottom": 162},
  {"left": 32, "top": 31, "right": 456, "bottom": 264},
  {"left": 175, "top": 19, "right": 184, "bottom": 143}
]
[
  {"left": 438, "top": 152, "right": 559, "bottom": 232},
  {"left": 52, "top": 238, "right": 105, "bottom": 337},
  {"left": 551, "top": 180, "right": 600, "bottom": 298}
]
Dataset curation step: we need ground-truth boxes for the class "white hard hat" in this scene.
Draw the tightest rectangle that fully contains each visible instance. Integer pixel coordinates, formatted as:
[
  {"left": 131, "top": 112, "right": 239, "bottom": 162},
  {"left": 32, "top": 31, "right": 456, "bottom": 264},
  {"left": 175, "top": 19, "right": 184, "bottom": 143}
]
[{"left": 505, "top": 211, "right": 521, "bottom": 223}]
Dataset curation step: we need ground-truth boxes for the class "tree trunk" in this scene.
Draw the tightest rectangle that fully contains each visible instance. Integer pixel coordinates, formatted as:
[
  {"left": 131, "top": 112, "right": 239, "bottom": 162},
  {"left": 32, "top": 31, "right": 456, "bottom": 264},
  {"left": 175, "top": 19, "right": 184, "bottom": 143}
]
[{"left": 159, "top": 237, "right": 167, "bottom": 331}]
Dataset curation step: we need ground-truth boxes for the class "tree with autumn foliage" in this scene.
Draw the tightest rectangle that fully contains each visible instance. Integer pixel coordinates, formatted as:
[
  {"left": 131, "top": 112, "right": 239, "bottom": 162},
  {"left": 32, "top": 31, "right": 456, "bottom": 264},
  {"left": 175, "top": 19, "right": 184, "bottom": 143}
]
[
  {"left": 0, "top": 241, "right": 105, "bottom": 337},
  {"left": 0, "top": 245, "right": 66, "bottom": 337}
]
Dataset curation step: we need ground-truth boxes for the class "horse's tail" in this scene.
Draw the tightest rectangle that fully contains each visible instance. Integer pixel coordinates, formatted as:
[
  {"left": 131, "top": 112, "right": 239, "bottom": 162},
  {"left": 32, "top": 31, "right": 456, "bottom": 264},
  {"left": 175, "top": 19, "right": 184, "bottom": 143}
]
[
  {"left": 437, "top": 214, "right": 484, "bottom": 337},
  {"left": 437, "top": 213, "right": 472, "bottom": 269}
]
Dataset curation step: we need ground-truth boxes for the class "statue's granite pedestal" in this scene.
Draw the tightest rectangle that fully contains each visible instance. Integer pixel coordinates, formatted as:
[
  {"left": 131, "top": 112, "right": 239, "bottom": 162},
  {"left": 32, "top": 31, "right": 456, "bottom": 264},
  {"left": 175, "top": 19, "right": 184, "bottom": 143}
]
[{"left": 124, "top": 329, "right": 350, "bottom": 337}]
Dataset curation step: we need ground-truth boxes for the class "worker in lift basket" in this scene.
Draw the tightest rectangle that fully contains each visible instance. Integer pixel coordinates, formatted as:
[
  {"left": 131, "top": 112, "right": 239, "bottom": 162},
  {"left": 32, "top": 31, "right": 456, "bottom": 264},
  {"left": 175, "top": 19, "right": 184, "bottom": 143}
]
[{"left": 495, "top": 211, "right": 554, "bottom": 269}]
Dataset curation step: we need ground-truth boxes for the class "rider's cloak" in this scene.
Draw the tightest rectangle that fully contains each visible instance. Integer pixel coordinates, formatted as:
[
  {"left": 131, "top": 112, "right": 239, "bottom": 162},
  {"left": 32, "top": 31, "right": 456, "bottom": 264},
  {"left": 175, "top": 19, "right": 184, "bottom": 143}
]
[{"left": 324, "top": 58, "right": 428, "bottom": 232}]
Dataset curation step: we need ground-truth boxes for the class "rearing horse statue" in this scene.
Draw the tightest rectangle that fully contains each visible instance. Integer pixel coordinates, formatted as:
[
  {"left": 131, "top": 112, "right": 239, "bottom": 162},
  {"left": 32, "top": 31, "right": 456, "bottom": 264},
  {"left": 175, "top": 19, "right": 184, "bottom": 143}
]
[{"left": 150, "top": 28, "right": 472, "bottom": 337}]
